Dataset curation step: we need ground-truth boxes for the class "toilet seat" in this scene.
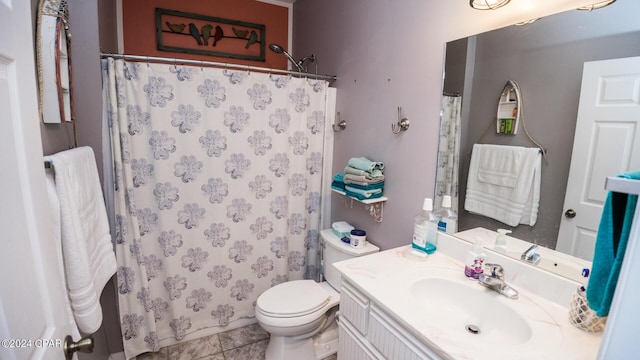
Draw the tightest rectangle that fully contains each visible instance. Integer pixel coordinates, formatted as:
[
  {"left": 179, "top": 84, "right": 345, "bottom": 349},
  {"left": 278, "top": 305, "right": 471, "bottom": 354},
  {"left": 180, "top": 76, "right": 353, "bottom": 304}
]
[{"left": 257, "top": 280, "right": 331, "bottom": 318}]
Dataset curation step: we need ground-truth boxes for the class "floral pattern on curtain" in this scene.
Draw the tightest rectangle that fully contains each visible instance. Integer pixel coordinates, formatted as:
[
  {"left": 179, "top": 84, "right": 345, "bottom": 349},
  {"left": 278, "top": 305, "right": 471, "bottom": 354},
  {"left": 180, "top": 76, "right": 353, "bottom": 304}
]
[
  {"left": 103, "top": 58, "right": 328, "bottom": 359},
  {"left": 435, "top": 95, "right": 462, "bottom": 212}
]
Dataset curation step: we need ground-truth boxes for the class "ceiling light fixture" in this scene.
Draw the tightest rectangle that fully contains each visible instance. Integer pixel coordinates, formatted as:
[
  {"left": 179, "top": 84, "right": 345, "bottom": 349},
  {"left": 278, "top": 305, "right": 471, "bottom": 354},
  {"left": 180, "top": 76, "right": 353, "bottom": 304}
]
[
  {"left": 470, "top": 0, "right": 511, "bottom": 10},
  {"left": 577, "top": 0, "right": 616, "bottom": 11}
]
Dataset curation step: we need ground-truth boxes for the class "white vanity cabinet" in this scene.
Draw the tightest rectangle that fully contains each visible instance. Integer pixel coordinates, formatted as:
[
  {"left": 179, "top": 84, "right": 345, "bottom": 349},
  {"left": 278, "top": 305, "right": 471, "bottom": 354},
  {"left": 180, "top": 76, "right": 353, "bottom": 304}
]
[{"left": 338, "top": 278, "right": 441, "bottom": 360}]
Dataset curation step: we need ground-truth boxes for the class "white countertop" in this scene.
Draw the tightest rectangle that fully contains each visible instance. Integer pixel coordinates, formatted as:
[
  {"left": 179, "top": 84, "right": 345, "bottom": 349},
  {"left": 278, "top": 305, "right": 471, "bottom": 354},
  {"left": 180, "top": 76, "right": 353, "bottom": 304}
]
[{"left": 333, "top": 233, "right": 603, "bottom": 359}]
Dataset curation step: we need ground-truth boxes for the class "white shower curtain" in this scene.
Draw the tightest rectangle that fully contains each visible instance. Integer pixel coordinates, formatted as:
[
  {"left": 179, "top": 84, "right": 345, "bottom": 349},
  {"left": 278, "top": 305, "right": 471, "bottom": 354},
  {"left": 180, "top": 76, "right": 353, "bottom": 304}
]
[
  {"left": 435, "top": 95, "right": 462, "bottom": 212},
  {"left": 102, "top": 58, "right": 329, "bottom": 359}
]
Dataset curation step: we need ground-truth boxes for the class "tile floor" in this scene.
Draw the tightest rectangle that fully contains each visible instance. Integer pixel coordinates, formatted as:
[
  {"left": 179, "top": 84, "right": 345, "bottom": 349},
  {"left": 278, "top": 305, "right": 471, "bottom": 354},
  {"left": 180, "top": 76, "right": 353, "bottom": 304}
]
[{"left": 135, "top": 323, "right": 338, "bottom": 360}]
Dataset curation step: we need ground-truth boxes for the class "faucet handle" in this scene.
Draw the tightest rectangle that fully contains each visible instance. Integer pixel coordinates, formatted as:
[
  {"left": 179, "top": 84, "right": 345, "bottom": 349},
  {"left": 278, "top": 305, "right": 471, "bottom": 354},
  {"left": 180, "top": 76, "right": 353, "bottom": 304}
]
[{"left": 484, "top": 263, "right": 504, "bottom": 279}]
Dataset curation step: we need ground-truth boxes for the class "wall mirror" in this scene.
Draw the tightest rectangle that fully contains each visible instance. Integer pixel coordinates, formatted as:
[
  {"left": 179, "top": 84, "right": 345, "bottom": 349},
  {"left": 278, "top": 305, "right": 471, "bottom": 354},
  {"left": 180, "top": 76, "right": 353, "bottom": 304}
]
[
  {"left": 438, "top": 0, "right": 640, "bottom": 281},
  {"left": 37, "top": 0, "right": 74, "bottom": 123}
]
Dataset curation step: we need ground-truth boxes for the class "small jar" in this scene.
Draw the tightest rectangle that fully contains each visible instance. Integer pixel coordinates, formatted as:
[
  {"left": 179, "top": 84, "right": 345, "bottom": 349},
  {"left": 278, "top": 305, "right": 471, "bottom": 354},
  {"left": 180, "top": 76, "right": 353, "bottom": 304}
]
[{"left": 350, "top": 230, "right": 367, "bottom": 249}]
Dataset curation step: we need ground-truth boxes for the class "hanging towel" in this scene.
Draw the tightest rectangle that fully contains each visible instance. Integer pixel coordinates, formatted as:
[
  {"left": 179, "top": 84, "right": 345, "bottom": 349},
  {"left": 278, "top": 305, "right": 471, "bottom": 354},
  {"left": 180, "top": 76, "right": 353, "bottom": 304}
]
[
  {"left": 476, "top": 144, "right": 523, "bottom": 188},
  {"left": 465, "top": 144, "right": 541, "bottom": 227},
  {"left": 45, "top": 146, "right": 117, "bottom": 334},
  {"left": 587, "top": 171, "right": 640, "bottom": 317},
  {"left": 347, "top": 157, "right": 384, "bottom": 177},
  {"left": 45, "top": 169, "right": 82, "bottom": 340}
]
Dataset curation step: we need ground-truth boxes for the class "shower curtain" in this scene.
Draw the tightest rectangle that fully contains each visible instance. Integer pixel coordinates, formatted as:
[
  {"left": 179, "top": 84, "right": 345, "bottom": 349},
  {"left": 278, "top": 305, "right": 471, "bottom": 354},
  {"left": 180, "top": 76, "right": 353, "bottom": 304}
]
[
  {"left": 103, "top": 58, "right": 329, "bottom": 359},
  {"left": 435, "top": 95, "right": 462, "bottom": 212}
]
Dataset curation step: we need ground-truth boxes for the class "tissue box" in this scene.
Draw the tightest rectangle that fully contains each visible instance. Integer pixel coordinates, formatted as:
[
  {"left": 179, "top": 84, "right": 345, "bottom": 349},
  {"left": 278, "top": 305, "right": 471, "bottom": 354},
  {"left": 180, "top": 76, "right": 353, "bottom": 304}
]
[{"left": 332, "top": 221, "right": 354, "bottom": 240}]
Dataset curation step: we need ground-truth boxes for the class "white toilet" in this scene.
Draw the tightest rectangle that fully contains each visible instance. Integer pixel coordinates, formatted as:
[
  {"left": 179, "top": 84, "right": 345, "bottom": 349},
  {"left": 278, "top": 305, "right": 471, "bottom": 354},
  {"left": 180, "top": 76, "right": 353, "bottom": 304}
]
[{"left": 255, "top": 229, "right": 379, "bottom": 360}]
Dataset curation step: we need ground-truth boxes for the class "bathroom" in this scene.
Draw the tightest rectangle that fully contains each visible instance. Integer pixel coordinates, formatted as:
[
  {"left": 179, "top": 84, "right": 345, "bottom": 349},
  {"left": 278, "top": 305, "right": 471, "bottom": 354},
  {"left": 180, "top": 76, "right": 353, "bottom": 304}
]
[{"left": 3, "top": 0, "right": 639, "bottom": 359}]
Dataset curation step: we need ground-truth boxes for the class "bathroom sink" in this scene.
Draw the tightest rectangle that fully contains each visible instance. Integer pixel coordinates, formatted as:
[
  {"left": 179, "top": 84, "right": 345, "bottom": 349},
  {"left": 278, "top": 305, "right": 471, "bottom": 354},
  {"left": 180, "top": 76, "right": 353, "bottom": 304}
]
[{"left": 410, "top": 276, "right": 534, "bottom": 345}]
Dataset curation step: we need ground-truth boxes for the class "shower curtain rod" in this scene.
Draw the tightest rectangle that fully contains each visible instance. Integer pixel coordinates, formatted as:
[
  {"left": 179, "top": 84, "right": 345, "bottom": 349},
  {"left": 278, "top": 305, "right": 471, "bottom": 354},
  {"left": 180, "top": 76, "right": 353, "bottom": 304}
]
[{"left": 101, "top": 53, "right": 337, "bottom": 83}]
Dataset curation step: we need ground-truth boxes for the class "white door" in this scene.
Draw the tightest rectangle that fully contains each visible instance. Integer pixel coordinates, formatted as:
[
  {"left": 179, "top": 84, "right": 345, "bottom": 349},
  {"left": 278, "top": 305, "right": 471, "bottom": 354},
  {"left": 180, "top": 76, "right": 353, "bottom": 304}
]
[
  {"left": 0, "top": 1, "right": 79, "bottom": 359},
  {"left": 556, "top": 56, "right": 640, "bottom": 260}
]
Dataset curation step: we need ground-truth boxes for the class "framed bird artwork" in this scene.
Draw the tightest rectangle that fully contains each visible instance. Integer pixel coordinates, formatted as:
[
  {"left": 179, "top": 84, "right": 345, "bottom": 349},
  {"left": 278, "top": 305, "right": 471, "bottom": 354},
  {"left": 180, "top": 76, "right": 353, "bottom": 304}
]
[{"left": 155, "top": 8, "right": 265, "bottom": 61}]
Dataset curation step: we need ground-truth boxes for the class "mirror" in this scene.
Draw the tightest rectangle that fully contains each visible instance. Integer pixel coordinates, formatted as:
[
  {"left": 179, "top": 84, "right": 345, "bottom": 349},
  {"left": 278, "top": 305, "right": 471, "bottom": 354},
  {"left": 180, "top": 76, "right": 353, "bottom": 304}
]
[
  {"left": 439, "top": 1, "right": 640, "bottom": 279},
  {"left": 37, "top": 0, "right": 74, "bottom": 123}
]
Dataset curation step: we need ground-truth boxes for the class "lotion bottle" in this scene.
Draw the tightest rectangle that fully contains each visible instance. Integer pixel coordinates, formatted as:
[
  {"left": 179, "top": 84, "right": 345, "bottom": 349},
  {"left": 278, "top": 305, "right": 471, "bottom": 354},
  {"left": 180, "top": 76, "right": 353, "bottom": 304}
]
[
  {"left": 493, "top": 229, "right": 512, "bottom": 254},
  {"left": 464, "top": 237, "right": 486, "bottom": 280}
]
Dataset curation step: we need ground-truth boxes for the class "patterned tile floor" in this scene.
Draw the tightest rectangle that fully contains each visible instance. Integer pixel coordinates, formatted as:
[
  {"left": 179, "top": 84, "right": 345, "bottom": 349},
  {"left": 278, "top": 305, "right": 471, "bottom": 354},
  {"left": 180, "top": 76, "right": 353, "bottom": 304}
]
[{"left": 135, "top": 323, "right": 338, "bottom": 360}]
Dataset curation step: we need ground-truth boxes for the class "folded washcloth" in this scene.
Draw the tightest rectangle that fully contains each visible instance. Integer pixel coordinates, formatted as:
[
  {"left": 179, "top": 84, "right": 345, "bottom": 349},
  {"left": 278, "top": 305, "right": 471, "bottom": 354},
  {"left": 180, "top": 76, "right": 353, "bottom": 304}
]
[
  {"left": 344, "top": 185, "right": 383, "bottom": 200},
  {"left": 587, "top": 170, "right": 640, "bottom": 316},
  {"left": 333, "top": 173, "right": 345, "bottom": 184},
  {"left": 44, "top": 146, "right": 117, "bottom": 334},
  {"left": 348, "top": 157, "right": 384, "bottom": 176},
  {"left": 343, "top": 174, "right": 385, "bottom": 186},
  {"left": 344, "top": 166, "right": 384, "bottom": 179}
]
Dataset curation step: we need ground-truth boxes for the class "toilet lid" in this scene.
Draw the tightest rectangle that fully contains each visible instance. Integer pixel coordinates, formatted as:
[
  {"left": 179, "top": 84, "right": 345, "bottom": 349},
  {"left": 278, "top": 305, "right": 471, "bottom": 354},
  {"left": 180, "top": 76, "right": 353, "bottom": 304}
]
[{"left": 257, "top": 280, "right": 331, "bottom": 318}]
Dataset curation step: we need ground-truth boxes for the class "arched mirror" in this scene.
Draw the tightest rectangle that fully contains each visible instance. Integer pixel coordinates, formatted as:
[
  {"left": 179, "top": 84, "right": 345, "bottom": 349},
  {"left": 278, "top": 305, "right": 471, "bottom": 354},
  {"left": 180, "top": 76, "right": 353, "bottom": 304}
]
[{"left": 37, "top": 0, "right": 74, "bottom": 123}]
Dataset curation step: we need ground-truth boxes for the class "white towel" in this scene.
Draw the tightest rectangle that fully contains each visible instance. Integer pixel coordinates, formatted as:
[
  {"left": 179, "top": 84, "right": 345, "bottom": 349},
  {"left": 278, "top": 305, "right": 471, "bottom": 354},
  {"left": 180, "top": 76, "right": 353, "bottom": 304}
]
[
  {"left": 476, "top": 144, "right": 523, "bottom": 188},
  {"left": 465, "top": 144, "right": 541, "bottom": 227},
  {"left": 45, "top": 147, "right": 117, "bottom": 334}
]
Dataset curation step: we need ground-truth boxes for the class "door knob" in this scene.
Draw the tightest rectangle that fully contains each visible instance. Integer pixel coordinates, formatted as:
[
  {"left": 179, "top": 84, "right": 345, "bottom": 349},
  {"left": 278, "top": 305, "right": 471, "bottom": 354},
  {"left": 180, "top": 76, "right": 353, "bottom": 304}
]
[
  {"left": 565, "top": 209, "right": 576, "bottom": 218},
  {"left": 63, "top": 335, "right": 94, "bottom": 360}
]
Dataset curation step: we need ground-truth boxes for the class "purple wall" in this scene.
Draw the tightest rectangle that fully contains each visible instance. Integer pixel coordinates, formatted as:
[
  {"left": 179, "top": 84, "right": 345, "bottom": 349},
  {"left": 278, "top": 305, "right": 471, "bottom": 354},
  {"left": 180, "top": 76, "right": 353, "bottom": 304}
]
[{"left": 292, "top": 0, "right": 640, "bottom": 251}]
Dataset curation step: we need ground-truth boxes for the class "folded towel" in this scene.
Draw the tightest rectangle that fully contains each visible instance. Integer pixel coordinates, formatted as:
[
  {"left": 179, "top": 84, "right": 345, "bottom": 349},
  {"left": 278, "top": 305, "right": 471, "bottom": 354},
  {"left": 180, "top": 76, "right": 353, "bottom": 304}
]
[
  {"left": 348, "top": 157, "right": 384, "bottom": 176},
  {"left": 343, "top": 174, "right": 385, "bottom": 186},
  {"left": 344, "top": 185, "right": 383, "bottom": 200},
  {"left": 333, "top": 173, "right": 345, "bottom": 184},
  {"left": 477, "top": 144, "right": 524, "bottom": 188},
  {"left": 587, "top": 170, "right": 640, "bottom": 317},
  {"left": 45, "top": 147, "right": 117, "bottom": 334},
  {"left": 343, "top": 181, "right": 385, "bottom": 191},
  {"left": 464, "top": 144, "right": 541, "bottom": 227},
  {"left": 344, "top": 166, "right": 384, "bottom": 179}
]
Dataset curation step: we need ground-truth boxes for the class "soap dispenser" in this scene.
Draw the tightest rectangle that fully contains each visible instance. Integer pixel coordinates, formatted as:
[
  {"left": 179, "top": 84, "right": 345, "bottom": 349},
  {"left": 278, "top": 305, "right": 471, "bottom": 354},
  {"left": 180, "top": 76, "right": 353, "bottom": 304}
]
[
  {"left": 464, "top": 237, "right": 486, "bottom": 280},
  {"left": 494, "top": 229, "right": 512, "bottom": 254}
]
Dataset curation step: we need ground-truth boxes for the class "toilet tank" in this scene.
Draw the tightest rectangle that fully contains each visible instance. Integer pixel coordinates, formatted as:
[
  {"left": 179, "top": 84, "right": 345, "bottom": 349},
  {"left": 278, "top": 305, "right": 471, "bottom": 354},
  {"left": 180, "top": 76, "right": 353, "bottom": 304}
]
[{"left": 321, "top": 229, "right": 379, "bottom": 291}]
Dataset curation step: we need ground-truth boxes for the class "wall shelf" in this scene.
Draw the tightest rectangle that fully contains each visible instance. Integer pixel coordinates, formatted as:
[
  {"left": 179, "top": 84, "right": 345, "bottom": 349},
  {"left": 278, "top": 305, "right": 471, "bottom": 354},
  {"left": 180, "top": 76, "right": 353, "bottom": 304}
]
[{"left": 331, "top": 188, "right": 387, "bottom": 222}]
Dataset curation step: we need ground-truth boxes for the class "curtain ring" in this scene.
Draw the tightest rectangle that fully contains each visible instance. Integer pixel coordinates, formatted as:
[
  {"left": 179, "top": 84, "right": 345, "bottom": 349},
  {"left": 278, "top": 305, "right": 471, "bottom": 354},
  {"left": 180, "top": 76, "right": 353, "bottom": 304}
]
[
  {"left": 146, "top": 56, "right": 150, "bottom": 68},
  {"left": 200, "top": 60, "right": 204, "bottom": 72}
]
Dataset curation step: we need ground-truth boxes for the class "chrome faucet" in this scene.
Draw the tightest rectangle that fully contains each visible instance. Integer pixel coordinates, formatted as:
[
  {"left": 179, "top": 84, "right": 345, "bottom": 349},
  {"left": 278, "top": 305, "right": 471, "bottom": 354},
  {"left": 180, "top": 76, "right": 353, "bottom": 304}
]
[
  {"left": 478, "top": 263, "right": 518, "bottom": 299},
  {"left": 521, "top": 244, "right": 541, "bottom": 265}
]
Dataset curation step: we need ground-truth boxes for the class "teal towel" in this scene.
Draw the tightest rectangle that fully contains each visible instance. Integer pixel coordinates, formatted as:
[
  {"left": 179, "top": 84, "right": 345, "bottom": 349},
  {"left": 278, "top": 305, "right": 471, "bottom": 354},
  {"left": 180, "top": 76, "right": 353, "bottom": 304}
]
[
  {"left": 344, "top": 181, "right": 385, "bottom": 191},
  {"left": 348, "top": 157, "right": 384, "bottom": 175},
  {"left": 333, "top": 173, "right": 345, "bottom": 183},
  {"left": 344, "top": 185, "right": 382, "bottom": 200},
  {"left": 587, "top": 170, "right": 640, "bottom": 316},
  {"left": 345, "top": 189, "right": 383, "bottom": 201}
]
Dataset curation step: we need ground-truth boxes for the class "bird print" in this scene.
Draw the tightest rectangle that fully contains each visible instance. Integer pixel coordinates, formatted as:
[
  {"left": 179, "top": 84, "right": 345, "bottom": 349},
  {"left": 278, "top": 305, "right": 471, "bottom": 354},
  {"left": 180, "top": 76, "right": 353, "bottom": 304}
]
[
  {"left": 189, "top": 23, "right": 202, "bottom": 45},
  {"left": 166, "top": 22, "right": 185, "bottom": 33},
  {"left": 213, "top": 25, "right": 224, "bottom": 47},
  {"left": 232, "top": 27, "right": 248, "bottom": 39},
  {"left": 245, "top": 30, "right": 258, "bottom": 49},
  {"left": 201, "top": 24, "right": 213, "bottom": 45}
]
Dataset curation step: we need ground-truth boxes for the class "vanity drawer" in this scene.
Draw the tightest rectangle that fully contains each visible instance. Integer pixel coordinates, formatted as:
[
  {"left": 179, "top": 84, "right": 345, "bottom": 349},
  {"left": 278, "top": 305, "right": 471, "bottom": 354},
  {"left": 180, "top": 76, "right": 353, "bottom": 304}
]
[
  {"left": 367, "top": 304, "right": 441, "bottom": 360},
  {"left": 340, "top": 279, "right": 371, "bottom": 335},
  {"left": 338, "top": 315, "right": 384, "bottom": 360}
]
